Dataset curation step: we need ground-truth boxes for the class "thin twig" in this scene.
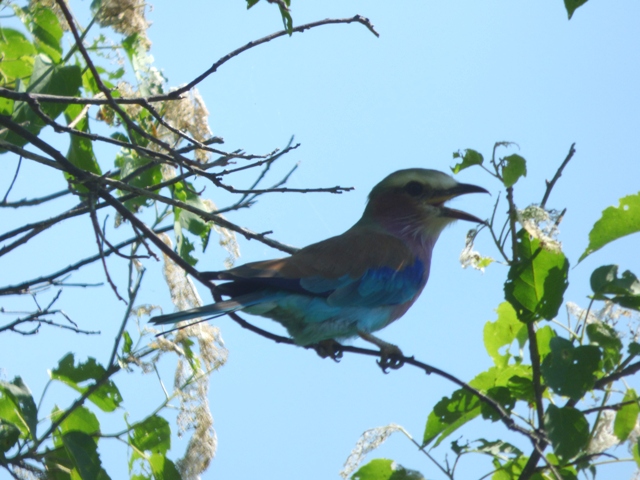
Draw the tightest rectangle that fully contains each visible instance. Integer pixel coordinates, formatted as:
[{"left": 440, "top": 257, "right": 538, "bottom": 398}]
[
  {"left": 2, "top": 155, "right": 22, "bottom": 203},
  {"left": 108, "top": 268, "right": 145, "bottom": 368},
  {"left": 151, "top": 16, "right": 378, "bottom": 100},
  {"left": 209, "top": 178, "right": 353, "bottom": 195},
  {"left": 540, "top": 143, "right": 576, "bottom": 209},
  {"left": 0, "top": 189, "right": 69, "bottom": 208},
  {"left": 582, "top": 398, "right": 639, "bottom": 415},
  {"left": 595, "top": 360, "right": 640, "bottom": 389},
  {"left": 88, "top": 200, "right": 126, "bottom": 303}
]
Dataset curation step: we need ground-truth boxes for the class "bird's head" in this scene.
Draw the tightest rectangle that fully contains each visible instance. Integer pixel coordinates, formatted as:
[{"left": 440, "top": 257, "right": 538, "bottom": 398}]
[{"left": 360, "top": 168, "right": 489, "bottom": 240}]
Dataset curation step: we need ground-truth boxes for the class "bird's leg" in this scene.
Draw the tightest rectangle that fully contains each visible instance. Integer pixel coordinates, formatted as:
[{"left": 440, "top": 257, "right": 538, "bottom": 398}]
[
  {"left": 358, "top": 332, "right": 405, "bottom": 372},
  {"left": 313, "top": 339, "right": 344, "bottom": 362}
]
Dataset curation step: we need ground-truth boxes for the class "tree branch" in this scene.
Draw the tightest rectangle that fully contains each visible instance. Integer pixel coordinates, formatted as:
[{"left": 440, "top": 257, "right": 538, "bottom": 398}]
[{"left": 540, "top": 143, "right": 576, "bottom": 209}]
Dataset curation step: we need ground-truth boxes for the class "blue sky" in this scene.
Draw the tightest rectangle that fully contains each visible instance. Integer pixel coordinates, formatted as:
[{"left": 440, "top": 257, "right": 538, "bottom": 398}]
[{"left": 2, "top": 0, "right": 640, "bottom": 479}]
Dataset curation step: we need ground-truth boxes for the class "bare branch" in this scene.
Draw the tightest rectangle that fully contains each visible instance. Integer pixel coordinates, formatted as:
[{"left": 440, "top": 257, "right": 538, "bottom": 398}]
[
  {"left": 88, "top": 200, "right": 126, "bottom": 303},
  {"left": 0, "top": 225, "right": 173, "bottom": 296},
  {"left": 108, "top": 268, "right": 145, "bottom": 368},
  {"left": 0, "top": 292, "right": 100, "bottom": 335},
  {"left": 540, "top": 143, "right": 576, "bottom": 209},
  {"left": 1, "top": 189, "right": 70, "bottom": 208},
  {"left": 2, "top": 155, "right": 22, "bottom": 204}
]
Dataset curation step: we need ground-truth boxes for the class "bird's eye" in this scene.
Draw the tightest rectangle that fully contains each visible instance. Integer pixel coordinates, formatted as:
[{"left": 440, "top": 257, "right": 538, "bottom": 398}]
[{"left": 403, "top": 181, "right": 424, "bottom": 196}]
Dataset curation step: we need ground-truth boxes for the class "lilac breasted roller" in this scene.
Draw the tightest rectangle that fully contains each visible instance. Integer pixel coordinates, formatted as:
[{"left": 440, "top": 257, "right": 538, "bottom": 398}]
[{"left": 151, "top": 169, "right": 488, "bottom": 364}]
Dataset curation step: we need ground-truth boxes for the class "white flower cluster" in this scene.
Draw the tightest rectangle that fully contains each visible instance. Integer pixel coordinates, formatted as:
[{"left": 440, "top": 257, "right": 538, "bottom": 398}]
[
  {"left": 94, "top": 0, "right": 151, "bottom": 48},
  {"left": 156, "top": 89, "right": 213, "bottom": 162},
  {"left": 517, "top": 205, "right": 562, "bottom": 253},
  {"left": 147, "top": 234, "right": 230, "bottom": 479}
]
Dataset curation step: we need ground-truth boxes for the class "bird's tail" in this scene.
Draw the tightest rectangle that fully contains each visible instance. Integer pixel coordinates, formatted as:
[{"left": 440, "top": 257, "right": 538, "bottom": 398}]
[{"left": 150, "top": 292, "right": 267, "bottom": 326}]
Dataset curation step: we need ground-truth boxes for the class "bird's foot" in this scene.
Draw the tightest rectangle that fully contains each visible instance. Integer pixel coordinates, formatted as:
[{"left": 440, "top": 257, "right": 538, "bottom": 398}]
[
  {"left": 376, "top": 343, "right": 405, "bottom": 372},
  {"left": 313, "top": 339, "right": 344, "bottom": 362},
  {"left": 358, "top": 331, "right": 406, "bottom": 373}
]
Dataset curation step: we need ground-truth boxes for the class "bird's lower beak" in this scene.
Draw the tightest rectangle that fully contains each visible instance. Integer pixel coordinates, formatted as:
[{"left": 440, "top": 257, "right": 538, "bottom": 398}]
[
  {"left": 441, "top": 207, "right": 486, "bottom": 224},
  {"left": 436, "top": 182, "right": 489, "bottom": 224}
]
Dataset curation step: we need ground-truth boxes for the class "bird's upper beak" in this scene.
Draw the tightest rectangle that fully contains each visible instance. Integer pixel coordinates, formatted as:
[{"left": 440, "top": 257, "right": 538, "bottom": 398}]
[{"left": 432, "top": 183, "right": 489, "bottom": 224}]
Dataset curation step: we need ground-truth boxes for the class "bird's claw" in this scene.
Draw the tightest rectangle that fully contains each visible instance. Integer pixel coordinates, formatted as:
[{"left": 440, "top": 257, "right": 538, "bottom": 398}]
[
  {"left": 376, "top": 345, "right": 405, "bottom": 373},
  {"left": 314, "top": 339, "right": 344, "bottom": 362}
]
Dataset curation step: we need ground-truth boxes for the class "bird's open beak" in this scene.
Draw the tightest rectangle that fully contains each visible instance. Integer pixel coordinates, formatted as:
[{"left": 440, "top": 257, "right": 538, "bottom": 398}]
[{"left": 434, "top": 183, "right": 489, "bottom": 224}]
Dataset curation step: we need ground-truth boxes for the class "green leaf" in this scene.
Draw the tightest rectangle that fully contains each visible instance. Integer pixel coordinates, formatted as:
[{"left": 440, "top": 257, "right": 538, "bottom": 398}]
[
  {"left": 122, "top": 331, "right": 133, "bottom": 355},
  {"left": 544, "top": 404, "right": 589, "bottom": 462},
  {"left": 171, "top": 180, "right": 214, "bottom": 266},
  {"left": 28, "top": 56, "right": 82, "bottom": 118},
  {"left": 172, "top": 181, "right": 212, "bottom": 249},
  {"left": 352, "top": 458, "right": 425, "bottom": 480},
  {"left": 63, "top": 104, "right": 102, "bottom": 191},
  {"left": 44, "top": 447, "right": 75, "bottom": 480},
  {"left": 579, "top": 193, "right": 640, "bottom": 262},
  {"left": 1, "top": 56, "right": 82, "bottom": 150},
  {"left": 590, "top": 265, "right": 640, "bottom": 311},
  {"left": 148, "top": 453, "right": 182, "bottom": 480},
  {"left": 246, "top": 0, "right": 260, "bottom": 8},
  {"left": 121, "top": 34, "right": 164, "bottom": 97},
  {"left": 472, "top": 439, "right": 523, "bottom": 457},
  {"left": 0, "top": 420, "right": 20, "bottom": 453},
  {"left": 51, "top": 405, "right": 100, "bottom": 447},
  {"left": 536, "top": 325, "right": 556, "bottom": 362},
  {"left": 504, "top": 230, "right": 569, "bottom": 323},
  {"left": 481, "top": 387, "right": 515, "bottom": 422},
  {"left": 586, "top": 321, "right": 622, "bottom": 372},
  {"left": 451, "top": 149, "right": 484, "bottom": 174},
  {"left": 423, "top": 389, "right": 481, "bottom": 447},
  {"left": 488, "top": 364, "right": 532, "bottom": 389},
  {"left": 629, "top": 342, "right": 640, "bottom": 357},
  {"left": 564, "top": 0, "right": 589, "bottom": 19},
  {"left": 507, "top": 375, "right": 535, "bottom": 404},
  {"left": 483, "top": 302, "right": 526, "bottom": 367},
  {"left": 614, "top": 389, "right": 640, "bottom": 442},
  {"left": 30, "top": 7, "right": 64, "bottom": 63},
  {"left": 65, "top": 104, "right": 101, "bottom": 173},
  {"left": 62, "top": 431, "right": 110, "bottom": 480},
  {"left": 540, "top": 338, "right": 601, "bottom": 400},
  {"left": 0, "top": 96, "right": 14, "bottom": 115},
  {"left": 176, "top": 230, "right": 198, "bottom": 266},
  {"left": 0, "top": 28, "right": 37, "bottom": 86},
  {"left": 50, "top": 353, "right": 123, "bottom": 412},
  {"left": 129, "top": 415, "right": 171, "bottom": 455},
  {"left": 591, "top": 265, "right": 640, "bottom": 296},
  {"left": 501, "top": 154, "right": 527, "bottom": 188},
  {"left": 492, "top": 455, "right": 528, "bottom": 480},
  {"left": 0, "top": 377, "right": 37, "bottom": 439},
  {"left": 114, "top": 149, "right": 162, "bottom": 212},
  {"left": 633, "top": 440, "right": 640, "bottom": 468},
  {"left": 423, "top": 365, "right": 527, "bottom": 447}
]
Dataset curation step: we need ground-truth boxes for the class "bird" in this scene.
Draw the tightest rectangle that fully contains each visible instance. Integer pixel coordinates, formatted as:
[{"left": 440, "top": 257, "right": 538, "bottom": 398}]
[{"left": 151, "top": 168, "right": 488, "bottom": 368}]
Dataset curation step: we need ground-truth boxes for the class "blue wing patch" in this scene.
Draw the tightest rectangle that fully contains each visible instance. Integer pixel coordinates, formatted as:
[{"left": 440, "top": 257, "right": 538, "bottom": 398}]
[{"left": 300, "top": 258, "right": 425, "bottom": 307}]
